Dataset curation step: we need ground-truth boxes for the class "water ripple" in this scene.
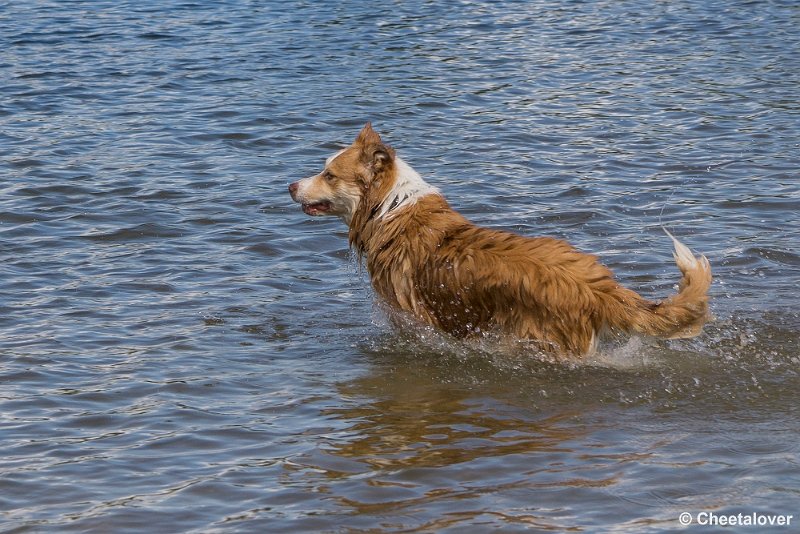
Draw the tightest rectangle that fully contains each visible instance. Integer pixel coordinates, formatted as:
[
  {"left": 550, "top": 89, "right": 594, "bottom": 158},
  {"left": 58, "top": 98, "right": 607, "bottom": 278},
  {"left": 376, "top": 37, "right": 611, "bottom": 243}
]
[{"left": 1, "top": 0, "right": 799, "bottom": 531}]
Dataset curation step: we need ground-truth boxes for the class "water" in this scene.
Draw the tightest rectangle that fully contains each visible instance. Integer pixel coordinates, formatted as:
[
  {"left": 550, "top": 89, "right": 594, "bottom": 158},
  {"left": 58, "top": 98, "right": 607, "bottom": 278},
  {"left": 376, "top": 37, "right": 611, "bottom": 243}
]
[{"left": 1, "top": 1, "right": 799, "bottom": 531}]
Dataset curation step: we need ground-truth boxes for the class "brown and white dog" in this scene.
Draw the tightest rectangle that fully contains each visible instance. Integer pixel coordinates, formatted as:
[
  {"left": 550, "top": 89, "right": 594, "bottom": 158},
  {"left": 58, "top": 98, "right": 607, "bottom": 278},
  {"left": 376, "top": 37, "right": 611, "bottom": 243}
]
[{"left": 288, "top": 123, "right": 712, "bottom": 356}]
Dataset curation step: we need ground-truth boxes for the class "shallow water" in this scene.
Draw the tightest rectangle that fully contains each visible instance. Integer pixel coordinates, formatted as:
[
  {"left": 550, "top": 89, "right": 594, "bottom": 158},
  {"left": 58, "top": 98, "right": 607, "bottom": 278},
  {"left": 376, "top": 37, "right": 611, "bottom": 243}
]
[{"left": 2, "top": 1, "right": 799, "bottom": 532}]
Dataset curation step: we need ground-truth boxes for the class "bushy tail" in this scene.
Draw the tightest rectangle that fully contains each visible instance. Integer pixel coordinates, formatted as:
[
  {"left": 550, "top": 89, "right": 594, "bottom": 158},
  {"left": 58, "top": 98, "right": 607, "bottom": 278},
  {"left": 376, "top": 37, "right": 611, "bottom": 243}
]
[{"left": 630, "top": 230, "right": 712, "bottom": 339}]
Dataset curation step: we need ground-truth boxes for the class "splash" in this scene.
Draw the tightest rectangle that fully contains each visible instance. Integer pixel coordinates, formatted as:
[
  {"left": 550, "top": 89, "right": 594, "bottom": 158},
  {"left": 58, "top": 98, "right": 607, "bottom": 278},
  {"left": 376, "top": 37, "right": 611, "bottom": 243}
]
[{"left": 365, "top": 303, "right": 798, "bottom": 375}]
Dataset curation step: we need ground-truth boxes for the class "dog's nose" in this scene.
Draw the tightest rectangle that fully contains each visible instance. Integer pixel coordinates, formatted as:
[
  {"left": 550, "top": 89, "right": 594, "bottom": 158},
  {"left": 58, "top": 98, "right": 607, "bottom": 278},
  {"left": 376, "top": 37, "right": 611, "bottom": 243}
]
[{"left": 288, "top": 182, "right": 299, "bottom": 200}]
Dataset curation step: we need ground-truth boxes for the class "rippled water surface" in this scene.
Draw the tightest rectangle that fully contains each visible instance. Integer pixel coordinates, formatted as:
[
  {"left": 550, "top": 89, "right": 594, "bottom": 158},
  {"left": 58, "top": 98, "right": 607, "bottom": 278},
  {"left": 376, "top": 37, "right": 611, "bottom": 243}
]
[{"left": 2, "top": 1, "right": 799, "bottom": 532}]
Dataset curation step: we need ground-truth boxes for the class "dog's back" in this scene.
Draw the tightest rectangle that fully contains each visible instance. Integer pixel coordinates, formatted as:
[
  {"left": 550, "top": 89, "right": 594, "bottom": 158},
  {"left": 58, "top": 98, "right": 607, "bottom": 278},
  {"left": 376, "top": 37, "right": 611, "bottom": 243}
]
[{"left": 355, "top": 192, "right": 710, "bottom": 355}]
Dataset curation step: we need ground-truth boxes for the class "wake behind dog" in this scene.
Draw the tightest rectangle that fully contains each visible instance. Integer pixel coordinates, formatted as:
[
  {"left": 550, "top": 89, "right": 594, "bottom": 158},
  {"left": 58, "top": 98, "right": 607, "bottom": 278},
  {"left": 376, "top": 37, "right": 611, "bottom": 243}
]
[{"left": 289, "top": 123, "right": 712, "bottom": 356}]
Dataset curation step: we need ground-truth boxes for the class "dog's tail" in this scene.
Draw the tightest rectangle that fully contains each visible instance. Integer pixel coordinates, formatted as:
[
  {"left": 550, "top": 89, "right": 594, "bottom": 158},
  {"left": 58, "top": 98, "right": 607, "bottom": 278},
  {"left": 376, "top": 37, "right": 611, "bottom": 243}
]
[
  {"left": 631, "top": 230, "right": 712, "bottom": 338},
  {"left": 605, "top": 230, "right": 712, "bottom": 340}
]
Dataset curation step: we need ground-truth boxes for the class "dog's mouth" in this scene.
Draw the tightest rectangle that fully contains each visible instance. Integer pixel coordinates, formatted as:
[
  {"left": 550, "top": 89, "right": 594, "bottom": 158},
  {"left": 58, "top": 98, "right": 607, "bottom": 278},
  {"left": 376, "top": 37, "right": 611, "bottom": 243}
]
[{"left": 301, "top": 200, "right": 333, "bottom": 216}]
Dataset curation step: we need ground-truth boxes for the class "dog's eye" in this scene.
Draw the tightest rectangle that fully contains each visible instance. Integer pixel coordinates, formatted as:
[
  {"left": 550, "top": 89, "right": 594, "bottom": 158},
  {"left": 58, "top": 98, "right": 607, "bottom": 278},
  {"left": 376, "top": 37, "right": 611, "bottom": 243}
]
[{"left": 324, "top": 171, "right": 336, "bottom": 181}]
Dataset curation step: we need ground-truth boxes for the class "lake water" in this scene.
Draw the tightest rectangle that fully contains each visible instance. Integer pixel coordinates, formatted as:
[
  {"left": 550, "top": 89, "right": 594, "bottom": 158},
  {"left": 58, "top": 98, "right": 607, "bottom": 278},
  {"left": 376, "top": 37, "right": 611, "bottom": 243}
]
[{"left": 1, "top": 1, "right": 799, "bottom": 532}]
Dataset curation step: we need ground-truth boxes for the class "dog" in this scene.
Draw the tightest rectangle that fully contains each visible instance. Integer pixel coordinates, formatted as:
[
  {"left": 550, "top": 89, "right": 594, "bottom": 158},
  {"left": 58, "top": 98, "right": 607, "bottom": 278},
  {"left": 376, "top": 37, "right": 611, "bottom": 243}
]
[{"left": 288, "top": 123, "right": 712, "bottom": 356}]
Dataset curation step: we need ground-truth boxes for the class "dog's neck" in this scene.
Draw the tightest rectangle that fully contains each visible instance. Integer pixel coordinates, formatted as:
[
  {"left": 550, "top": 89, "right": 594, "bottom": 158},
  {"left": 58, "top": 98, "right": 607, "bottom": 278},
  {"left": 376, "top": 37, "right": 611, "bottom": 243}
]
[
  {"left": 348, "top": 156, "right": 441, "bottom": 257},
  {"left": 375, "top": 157, "right": 439, "bottom": 219}
]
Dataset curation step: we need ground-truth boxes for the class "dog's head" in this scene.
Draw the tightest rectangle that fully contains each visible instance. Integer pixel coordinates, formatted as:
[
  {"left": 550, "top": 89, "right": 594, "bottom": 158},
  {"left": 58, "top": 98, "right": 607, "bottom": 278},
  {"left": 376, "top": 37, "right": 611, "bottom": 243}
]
[{"left": 288, "top": 123, "right": 396, "bottom": 224}]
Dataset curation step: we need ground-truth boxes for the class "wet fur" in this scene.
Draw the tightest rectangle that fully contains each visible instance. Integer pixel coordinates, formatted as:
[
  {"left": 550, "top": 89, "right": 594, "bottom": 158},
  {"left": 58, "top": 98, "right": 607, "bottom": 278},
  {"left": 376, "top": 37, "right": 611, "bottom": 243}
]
[{"left": 289, "top": 124, "right": 712, "bottom": 356}]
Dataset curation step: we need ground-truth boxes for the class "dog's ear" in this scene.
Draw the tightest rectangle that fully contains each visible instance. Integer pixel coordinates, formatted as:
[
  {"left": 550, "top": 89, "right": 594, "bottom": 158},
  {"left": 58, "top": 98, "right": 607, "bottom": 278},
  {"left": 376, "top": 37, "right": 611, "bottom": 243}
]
[
  {"left": 365, "top": 143, "right": 395, "bottom": 174},
  {"left": 355, "top": 122, "right": 382, "bottom": 146},
  {"left": 356, "top": 123, "right": 395, "bottom": 175}
]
